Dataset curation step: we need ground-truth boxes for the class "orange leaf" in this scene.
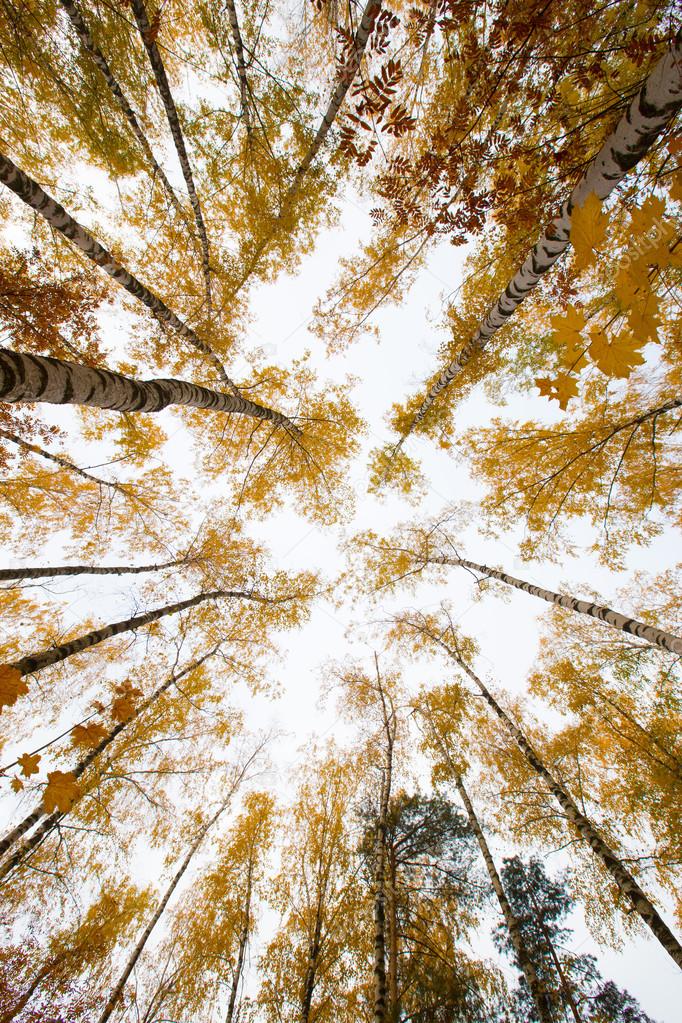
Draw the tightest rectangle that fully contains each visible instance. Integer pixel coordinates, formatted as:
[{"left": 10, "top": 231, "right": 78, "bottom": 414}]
[
  {"left": 0, "top": 665, "right": 28, "bottom": 710},
  {"left": 17, "top": 752, "right": 41, "bottom": 778},
  {"left": 10, "top": 777, "right": 24, "bottom": 793},
  {"left": 71, "top": 721, "right": 109, "bottom": 748},
  {"left": 43, "top": 771, "right": 80, "bottom": 813}
]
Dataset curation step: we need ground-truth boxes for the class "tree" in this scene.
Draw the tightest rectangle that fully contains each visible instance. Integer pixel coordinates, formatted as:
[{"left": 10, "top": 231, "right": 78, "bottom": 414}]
[{"left": 496, "top": 856, "right": 658, "bottom": 1023}]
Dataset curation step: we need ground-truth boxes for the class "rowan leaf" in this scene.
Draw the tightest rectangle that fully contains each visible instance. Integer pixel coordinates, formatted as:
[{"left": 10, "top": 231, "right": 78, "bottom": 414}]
[
  {"left": 570, "top": 192, "right": 608, "bottom": 272},
  {"left": 43, "top": 771, "right": 80, "bottom": 813},
  {"left": 17, "top": 752, "right": 41, "bottom": 778},
  {"left": 0, "top": 665, "right": 28, "bottom": 710}
]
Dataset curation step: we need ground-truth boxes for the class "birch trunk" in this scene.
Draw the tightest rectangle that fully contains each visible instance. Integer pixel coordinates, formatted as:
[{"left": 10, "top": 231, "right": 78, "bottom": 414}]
[
  {"left": 0, "top": 153, "right": 235, "bottom": 392},
  {"left": 386, "top": 847, "right": 399, "bottom": 1022},
  {"left": 57, "top": 0, "right": 185, "bottom": 221},
  {"left": 400, "top": 31, "right": 682, "bottom": 440},
  {"left": 431, "top": 554, "right": 682, "bottom": 656},
  {"left": 226, "top": 854, "right": 253, "bottom": 1023},
  {"left": 431, "top": 632, "right": 682, "bottom": 968},
  {"left": 454, "top": 775, "right": 554, "bottom": 1023},
  {"left": 0, "top": 559, "right": 181, "bottom": 582},
  {"left": 224, "top": 0, "right": 252, "bottom": 131},
  {"left": 0, "top": 649, "right": 218, "bottom": 866},
  {"left": 129, "top": 0, "right": 212, "bottom": 308},
  {"left": 9, "top": 587, "right": 272, "bottom": 678},
  {"left": 0, "top": 348, "right": 298, "bottom": 433},
  {"left": 229, "top": 0, "right": 382, "bottom": 298},
  {"left": 373, "top": 666, "right": 395, "bottom": 1023},
  {"left": 97, "top": 794, "right": 236, "bottom": 1023}
]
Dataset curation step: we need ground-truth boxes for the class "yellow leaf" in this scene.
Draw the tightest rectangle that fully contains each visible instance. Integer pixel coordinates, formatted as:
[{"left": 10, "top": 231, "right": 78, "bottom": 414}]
[
  {"left": 0, "top": 665, "right": 28, "bottom": 711},
  {"left": 71, "top": 721, "right": 109, "bottom": 748},
  {"left": 535, "top": 373, "right": 578, "bottom": 409},
  {"left": 549, "top": 305, "right": 589, "bottom": 370},
  {"left": 43, "top": 771, "right": 80, "bottom": 813},
  {"left": 570, "top": 192, "right": 608, "bottom": 272},
  {"left": 10, "top": 778, "right": 23, "bottom": 793},
  {"left": 629, "top": 195, "right": 666, "bottom": 239},
  {"left": 17, "top": 752, "right": 41, "bottom": 778},
  {"left": 627, "top": 295, "right": 661, "bottom": 344},
  {"left": 110, "top": 683, "right": 143, "bottom": 723},
  {"left": 588, "top": 327, "right": 646, "bottom": 378},
  {"left": 614, "top": 265, "right": 640, "bottom": 309},
  {"left": 553, "top": 373, "right": 579, "bottom": 410},
  {"left": 670, "top": 171, "right": 682, "bottom": 204}
]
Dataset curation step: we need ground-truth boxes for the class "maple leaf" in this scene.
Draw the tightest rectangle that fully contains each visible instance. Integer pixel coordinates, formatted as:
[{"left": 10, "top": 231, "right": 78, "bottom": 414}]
[
  {"left": 570, "top": 192, "right": 608, "bottom": 272},
  {"left": 17, "top": 752, "right": 41, "bottom": 778},
  {"left": 552, "top": 373, "right": 579, "bottom": 410},
  {"left": 110, "top": 683, "right": 143, "bottom": 723},
  {"left": 0, "top": 665, "right": 28, "bottom": 710},
  {"left": 43, "top": 771, "right": 80, "bottom": 813},
  {"left": 71, "top": 721, "right": 109, "bottom": 748},
  {"left": 588, "top": 326, "right": 645, "bottom": 378},
  {"left": 534, "top": 373, "right": 578, "bottom": 409},
  {"left": 627, "top": 297, "right": 661, "bottom": 344},
  {"left": 550, "top": 304, "right": 588, "bottom": 370},
  {"left": 10, "top": 777, "right": 24, "bottom": 793}
]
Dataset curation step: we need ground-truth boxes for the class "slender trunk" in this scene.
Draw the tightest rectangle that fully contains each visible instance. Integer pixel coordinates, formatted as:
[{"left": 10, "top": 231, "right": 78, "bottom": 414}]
[
  {"left": 224, "top": 0, "right": 252, "bottom": 131},
  {"left": 373, "top": 768, "right": 390, "bottom": 1023},
  {"left": 0, "top": 559, "right": 181, "bottom": 582},
  {"left": 226, "top": 854, "right": 253, "bottom": 1023},
  {"left": 387, "top": 847, "right": 398, "bottom": 1022},
  {"left": 373, "top": 663, "right": 395, "bottom": 1023},
  {"left": 98, "top": 796, "right": 234, "bottom": 1023},
  {"left": 432, "top": 633, "right": 682, "bottom": 968},
  {"left": 0, "top": 349, "right": 299, "bottom": 434},
  {"left": 0, "top": 427, "right": 125, "bottom": 491},
  {"left": 229, "top": 0, "right": 382, "bottom": 299},
  {"left": 454, "top": 775, "right": 554, "bottom": 1023},
  {"left": 433, "top": 554, "right": 682, "bottom": 656},
  {"left": 397, "top": 31, "right": 682, "bottom": 442},
  {"left": 300, "top": 894, "right": 324, "bottom": 1023},
  {"left": 129, "top": 0, "right": 212, "bottom": 309},
  {"left": 528, "top": 885, "right": 582, "bottom": 1023},
  {"left": 0, "top": 648, "right": 218, "bottom": 868},
  {"left": 0, "top": 152, "right": 235, "bottom": 392},
  {"left": 57, "top": 0, "right": 185, "bottom": 221},
  {"left": 9, "top": 587, "right": 272, "bottom": 678}
]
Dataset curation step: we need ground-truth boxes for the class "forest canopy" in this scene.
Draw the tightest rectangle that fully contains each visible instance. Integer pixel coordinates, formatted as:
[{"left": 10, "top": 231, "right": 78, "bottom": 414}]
[{"left": 0, "top": 1, "right": 680, "bottom": 1021}]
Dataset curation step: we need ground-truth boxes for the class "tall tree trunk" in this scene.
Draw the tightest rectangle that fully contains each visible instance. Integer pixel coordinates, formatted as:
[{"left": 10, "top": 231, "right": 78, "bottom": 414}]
[
  {"left": 229, "top": 0, "right": 382, "bottom": 299},
  {"left": 0, "top": 558, "right": 181, "bottom": 582},
  {"left": 0, "top": 152, "right": 235, "bottom": 392},
  {"left": 394, "top": 30, "right": 682, "bottom": 445},
  {"left": 0, "top": 647, "right": 219, "bottom": 867},
  {"left": 373, "top": 660, "right": 395, "bottom": 1023},
  {"left": 425, "top": 629, "right": 682, "bottom": 969},
  {"left": 432, "top": 554, "right": 682, "bottom": 656},
  {"left": 57, "top": 0, "right": 185, "bottom": 222},
  {"left": 0, "top": 348, "right": 299, "bottom": 434},
  {"left": 129, "top": 0, "right": 212, "bottom": 309},
  {"left": 386, "top": 846, "right": 399, "bottom": 1022},
  {"left": 454, "top": 775, "right": 554, "bottom": 1023},
  {"left": 527, "top": 883, "right": 582, "bottom": 1023},
  {"left": 8, "top": 587, "right": 275, "bottom": 679},
  {"left": 97, "top": 773, "right": 247, "bottom": 1023},
  {"left": 226, "top": 853, "right": 253, "bottom": 1023},
  {"left": 300, "top": 896, "right": 324, "bottom": 1023},
  {"left": 224, "top": 0, "right": 252, "bottom": 132}
]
